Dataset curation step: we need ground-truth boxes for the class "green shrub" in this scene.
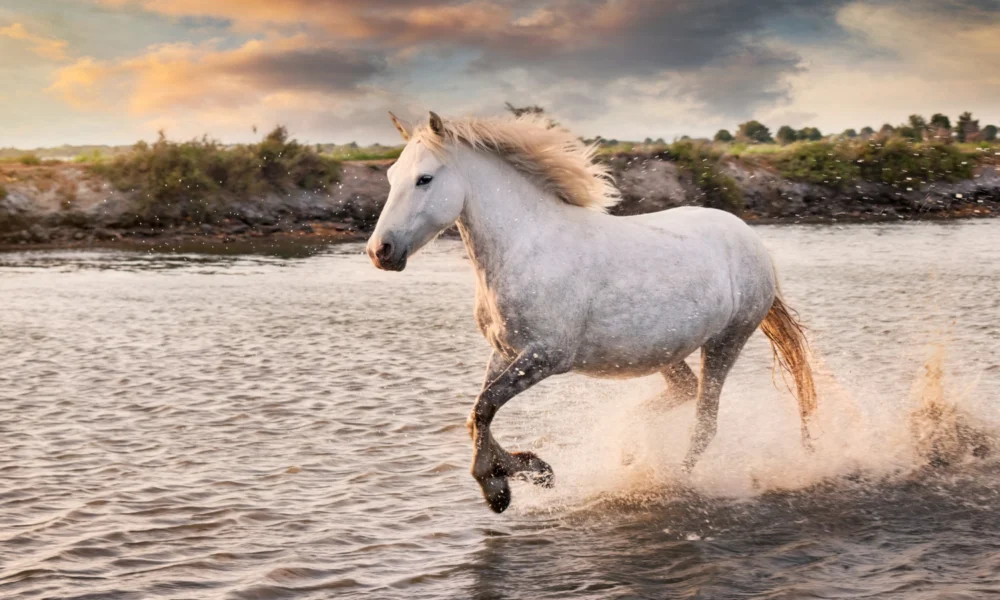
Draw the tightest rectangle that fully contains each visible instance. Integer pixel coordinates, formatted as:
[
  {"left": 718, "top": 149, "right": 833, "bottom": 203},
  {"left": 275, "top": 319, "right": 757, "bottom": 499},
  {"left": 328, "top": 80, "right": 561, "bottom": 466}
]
[
  {"left": 773, "top": 142, "right": 859, "bottom": 187},
  {"left": 798, "top": 127, "right": 823, "bottom": 141},
  {"left": 736, "top": 120, "right": 773, "bottom": 144},
  {"left": 854, "top": 138, "right": 974, "bottom": 185},
  {"left": 18, "top": 153, "right": 41, "bottom": 166},
  {"left": 776, "top": 126, "right": 798, "bottom": 145},
  {"left": 665, "top": 140, "right": 744, "bottom": 213},
  {"left": 713, "top": 129, "right": 733, "bottom": 143},
  {"left": 91, "top": 127, "right": 341, "bottom": 224},
  {"left": 758, "top": 138, "right": 976, "bottom": 187}
]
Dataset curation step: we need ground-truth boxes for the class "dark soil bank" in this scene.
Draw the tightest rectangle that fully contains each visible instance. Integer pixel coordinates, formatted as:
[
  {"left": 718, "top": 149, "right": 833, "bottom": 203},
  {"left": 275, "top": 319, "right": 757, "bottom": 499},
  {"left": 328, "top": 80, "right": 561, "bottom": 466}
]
[{"left": 2, "top": 156, "right": 998, "bottom": 250}]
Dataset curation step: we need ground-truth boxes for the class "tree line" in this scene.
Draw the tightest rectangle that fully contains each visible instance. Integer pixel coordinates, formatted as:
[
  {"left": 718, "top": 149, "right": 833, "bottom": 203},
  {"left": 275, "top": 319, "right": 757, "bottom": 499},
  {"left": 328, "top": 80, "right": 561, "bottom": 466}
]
[{"left": 715, "top": 112, "right": 997, "bottom": 145}]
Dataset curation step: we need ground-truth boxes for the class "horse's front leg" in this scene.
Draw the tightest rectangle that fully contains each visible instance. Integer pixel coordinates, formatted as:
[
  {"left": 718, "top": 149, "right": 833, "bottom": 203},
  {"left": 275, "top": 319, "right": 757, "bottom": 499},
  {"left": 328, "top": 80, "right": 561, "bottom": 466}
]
[{"left": 467, "top": 348, "right": 565, "bottom": 513}]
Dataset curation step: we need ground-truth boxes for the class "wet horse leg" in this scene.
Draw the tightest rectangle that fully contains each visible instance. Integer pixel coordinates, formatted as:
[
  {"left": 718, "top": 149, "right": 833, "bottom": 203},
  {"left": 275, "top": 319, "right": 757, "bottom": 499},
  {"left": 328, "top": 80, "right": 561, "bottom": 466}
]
[
  {"left": 683, "top": 328, "right": 755, "bottom": 472},
  {"left": 468, "top": 348, "right": 564, "bottom": 513},
  {"left": 622, "top": 361, "right": 700, "bottom": 466},
  {"left": 641, "top": 360, "right": 699, "bottom": 413}
]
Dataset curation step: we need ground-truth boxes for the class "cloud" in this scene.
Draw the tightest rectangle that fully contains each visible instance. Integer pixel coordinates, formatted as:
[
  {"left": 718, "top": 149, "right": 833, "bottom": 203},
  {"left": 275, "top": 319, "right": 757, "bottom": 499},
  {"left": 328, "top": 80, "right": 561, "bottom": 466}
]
[
  {"left": 0, "top": 22, "right": 69, "bottom": 61},
  {"left": 23, "top": 0, "right": 1000, "bottom": 145},
  {"left": 836, "top": 1, "right": 1000, "bottom": 82},
  {"left": 92, "top": 0, "right": 844, "bottom": 118},
  {"left": 752, "top": 0, "right": 1000, "bottom": 135},
  {"left": 665, "top": 42, "right": 804, "bottom": 118},
  {"left": 49, "top": 36, "right": 387, "bottom": 114}
]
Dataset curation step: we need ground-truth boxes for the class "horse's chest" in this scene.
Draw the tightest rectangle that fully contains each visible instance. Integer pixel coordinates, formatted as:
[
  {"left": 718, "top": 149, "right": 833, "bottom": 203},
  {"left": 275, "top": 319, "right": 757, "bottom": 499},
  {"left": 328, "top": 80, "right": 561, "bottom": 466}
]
[{"left": 473, "top": 283, "right": 551, "bottom": 358}]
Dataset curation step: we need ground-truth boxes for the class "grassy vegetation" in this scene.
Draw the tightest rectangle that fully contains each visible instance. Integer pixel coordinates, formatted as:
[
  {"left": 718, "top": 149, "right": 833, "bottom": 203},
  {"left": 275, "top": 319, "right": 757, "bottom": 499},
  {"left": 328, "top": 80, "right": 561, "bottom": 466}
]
[
  {"left": 754, "top": 138, "right": 977, "bottom": 186},
  {"left": 606, "top": 137, "right": 987, "bottom": 188},
  {"left": 594, "top": 133, "right": 991, "bottom": 207},
  {"left": 596, "top": 141, "right": 638, "bottom": 155},
  {"left": 770, "top": 142, "right": 858, "bottom": 188},
  {"left": 852, "top": 139, "right": 974, "bottom": 185},
  {"left": 0, "top": 153, "right": 44, "bottom": 166},
  {"left": 726, "top": 143, "right": 786, "bottom": 157},
  {"left": 324, "top": 145, "right": 402, "bottom": 161},
  {"left": 0, "top": 183, "right": 7, "bottom": 200},
  {"left": 74, "top": 150, "right": 106, "bottom": 164},
  {"left": 91, "top": 127, "right": 341, "bottom": 224}
]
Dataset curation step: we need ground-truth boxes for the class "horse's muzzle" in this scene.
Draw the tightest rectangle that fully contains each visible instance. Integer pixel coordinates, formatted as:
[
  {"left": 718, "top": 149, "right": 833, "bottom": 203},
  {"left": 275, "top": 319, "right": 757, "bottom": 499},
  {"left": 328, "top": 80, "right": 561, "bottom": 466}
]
[{"left": 367, "top": 235, "right": 408, "bottom": 271}]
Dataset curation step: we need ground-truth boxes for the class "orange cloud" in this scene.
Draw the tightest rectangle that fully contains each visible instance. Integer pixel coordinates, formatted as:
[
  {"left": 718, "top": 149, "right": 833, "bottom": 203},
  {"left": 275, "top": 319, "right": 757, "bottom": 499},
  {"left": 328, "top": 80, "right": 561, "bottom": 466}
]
[
  {"left": 94, "top": 0, "right": 596, "bottom": 47},
  {"left": 94, "top": 0, "right": 385, "bottom": 36},
  {"left": 0, "top": 22, "right": 69, "bottom": 61},
  {"left": 48, "top": 57, "right": 120, "bottom": 109},
  {"left": 48, "top": 36, "right": 385, "bottom": 114}
]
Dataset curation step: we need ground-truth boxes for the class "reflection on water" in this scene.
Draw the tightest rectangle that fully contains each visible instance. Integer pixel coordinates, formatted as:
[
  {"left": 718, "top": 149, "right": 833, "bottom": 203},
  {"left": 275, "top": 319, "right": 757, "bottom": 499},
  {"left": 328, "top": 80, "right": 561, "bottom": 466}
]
[{"left": 1, "top": 220, "right": 999, "bottom": 599}]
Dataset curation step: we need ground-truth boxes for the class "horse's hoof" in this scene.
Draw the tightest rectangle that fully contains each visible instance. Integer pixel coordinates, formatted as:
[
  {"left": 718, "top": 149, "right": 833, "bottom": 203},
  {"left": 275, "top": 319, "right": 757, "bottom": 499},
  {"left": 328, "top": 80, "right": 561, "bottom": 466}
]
[
  {"left": 512, "top": 451, "right": 554, "bottom": 489},
  {"left": 480, "top": 475, "right": 511, "bottom": 513}
]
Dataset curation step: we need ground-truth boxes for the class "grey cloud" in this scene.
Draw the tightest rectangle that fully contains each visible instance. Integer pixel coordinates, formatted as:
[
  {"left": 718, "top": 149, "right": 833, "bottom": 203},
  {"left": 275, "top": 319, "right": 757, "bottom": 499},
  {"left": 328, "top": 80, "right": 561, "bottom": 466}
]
[
  {"left": 224, "top": 48, "right": 388, "bottom": 94},
  {"left": 449, "top": 0, "right": 851, "bottom": 116},
  {"left": 670, "top": 43, "right": 805, "bottom": 118}
]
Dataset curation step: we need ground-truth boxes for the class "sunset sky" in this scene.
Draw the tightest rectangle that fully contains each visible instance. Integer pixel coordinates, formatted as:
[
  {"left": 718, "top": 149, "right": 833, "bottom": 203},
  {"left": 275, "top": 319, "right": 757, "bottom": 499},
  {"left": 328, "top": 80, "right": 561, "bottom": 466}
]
[{"left": 1, "top": 0, "right": 998, "bottom": 148}]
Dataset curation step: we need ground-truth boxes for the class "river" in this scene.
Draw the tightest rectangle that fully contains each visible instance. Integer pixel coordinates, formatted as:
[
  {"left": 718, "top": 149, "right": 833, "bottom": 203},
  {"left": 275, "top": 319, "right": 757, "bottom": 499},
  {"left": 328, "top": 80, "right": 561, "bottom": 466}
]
[{"left": 1, "top": 220, "right": 999, "bottom": 599}]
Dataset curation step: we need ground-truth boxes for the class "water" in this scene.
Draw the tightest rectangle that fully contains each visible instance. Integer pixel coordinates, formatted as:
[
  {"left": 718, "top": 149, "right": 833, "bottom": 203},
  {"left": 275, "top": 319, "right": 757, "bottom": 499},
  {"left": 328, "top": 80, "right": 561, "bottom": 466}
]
[{"left": 1, "top": 220, "right": 999, "bottom": 599}]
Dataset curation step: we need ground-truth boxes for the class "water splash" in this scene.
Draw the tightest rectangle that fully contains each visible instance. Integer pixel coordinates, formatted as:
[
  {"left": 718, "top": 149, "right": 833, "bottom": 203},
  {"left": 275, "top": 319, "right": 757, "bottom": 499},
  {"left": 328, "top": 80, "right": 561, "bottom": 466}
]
[
  {"left": 510, "top": 340, "right": 997, "bottom": 515},
  {"left": 908, "top": 345, "right": 993, "bottom": 467}
]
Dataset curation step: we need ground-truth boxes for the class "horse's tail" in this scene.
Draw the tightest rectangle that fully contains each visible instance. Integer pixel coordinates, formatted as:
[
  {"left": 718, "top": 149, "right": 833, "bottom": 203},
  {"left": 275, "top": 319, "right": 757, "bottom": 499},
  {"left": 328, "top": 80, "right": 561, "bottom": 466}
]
[{"left": 760, "top": 291, "right": 817, "bottom": 447}]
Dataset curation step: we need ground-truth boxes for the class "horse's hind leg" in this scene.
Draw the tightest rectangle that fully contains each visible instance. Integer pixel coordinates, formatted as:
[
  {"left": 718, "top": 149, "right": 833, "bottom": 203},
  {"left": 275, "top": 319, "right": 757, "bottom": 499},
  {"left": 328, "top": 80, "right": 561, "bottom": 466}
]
[
  {"left": 641, "top": 361, "right": 699, "bottom": 413},
  {"left": 682, "top": 328, "right": 756, "bottom": 472}
]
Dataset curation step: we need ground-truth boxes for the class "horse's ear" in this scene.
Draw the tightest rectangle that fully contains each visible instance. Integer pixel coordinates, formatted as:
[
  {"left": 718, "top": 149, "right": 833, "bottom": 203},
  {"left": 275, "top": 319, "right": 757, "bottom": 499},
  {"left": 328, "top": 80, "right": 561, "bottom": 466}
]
[
  {"left": 428, "top": 111, "right": 445, "bottom": 137},
  {"left": 388, "top": 111, "right": 411, "bottom": 141}
]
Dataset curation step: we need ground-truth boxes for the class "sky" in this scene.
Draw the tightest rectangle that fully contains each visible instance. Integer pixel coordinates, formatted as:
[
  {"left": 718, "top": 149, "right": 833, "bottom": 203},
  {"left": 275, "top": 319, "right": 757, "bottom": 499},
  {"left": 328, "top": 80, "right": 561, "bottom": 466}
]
[{"left": 1, "top": 0, "right": 998, "bottom": 148}]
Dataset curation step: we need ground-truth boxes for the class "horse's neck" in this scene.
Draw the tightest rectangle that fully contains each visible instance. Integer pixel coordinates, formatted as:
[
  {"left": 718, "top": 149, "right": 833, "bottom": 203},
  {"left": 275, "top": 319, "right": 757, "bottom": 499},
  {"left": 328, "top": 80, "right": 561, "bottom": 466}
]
[{"left": 455, "top": 152, "right": 571, "bottom": 285}]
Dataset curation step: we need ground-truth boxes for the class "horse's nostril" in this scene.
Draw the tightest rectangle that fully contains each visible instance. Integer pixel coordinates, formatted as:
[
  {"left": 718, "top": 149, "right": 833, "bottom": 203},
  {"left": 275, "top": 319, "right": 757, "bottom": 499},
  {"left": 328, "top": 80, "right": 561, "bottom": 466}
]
[{"left": 376, "top": 242, "right": 393, "bottom": 262}]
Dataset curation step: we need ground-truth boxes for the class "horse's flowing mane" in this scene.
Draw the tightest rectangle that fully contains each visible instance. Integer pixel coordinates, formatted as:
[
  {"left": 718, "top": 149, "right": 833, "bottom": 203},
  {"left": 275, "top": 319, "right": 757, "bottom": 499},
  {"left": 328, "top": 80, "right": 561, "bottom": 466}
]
[{"left": 413, "top": 115, "right": 619, "bottom": 212}]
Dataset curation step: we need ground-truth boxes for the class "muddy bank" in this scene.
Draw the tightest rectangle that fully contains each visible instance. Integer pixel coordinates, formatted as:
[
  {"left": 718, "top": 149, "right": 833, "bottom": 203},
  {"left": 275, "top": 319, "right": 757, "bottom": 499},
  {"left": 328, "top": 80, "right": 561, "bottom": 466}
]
[
  {"left": 0, "top": 161, "right": 386, "bottom": 249},
  {"left": 609, "top": 153, "right": 1000, "bottom": 222},
  {"left": 2, "top": 156, "right": 998, "bottom": 250}
]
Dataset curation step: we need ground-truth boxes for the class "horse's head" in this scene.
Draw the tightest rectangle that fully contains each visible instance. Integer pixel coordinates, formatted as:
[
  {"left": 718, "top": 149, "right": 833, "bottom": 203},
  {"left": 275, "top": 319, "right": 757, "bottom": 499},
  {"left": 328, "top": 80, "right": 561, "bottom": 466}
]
[{"left": 367, "top": 111, "right": 464, "bottom": 272}]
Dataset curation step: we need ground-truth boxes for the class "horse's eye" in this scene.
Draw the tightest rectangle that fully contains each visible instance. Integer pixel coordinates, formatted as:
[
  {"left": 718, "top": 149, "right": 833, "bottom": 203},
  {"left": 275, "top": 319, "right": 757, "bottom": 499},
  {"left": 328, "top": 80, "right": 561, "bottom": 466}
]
[{"left": 416, "top": 174, "right": 434, "bottom": 187}]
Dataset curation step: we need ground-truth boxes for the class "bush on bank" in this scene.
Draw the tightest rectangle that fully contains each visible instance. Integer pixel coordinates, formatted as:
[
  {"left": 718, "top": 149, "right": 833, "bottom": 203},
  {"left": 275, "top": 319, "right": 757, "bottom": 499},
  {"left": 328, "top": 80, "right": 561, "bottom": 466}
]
[{"left": 91, "top": 127, "right": 341, "bottom": 224}]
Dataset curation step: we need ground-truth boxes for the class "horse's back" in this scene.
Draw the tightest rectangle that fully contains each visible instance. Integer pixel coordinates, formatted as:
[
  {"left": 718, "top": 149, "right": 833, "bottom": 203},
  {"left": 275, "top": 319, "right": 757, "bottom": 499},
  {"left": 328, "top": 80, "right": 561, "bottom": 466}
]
[
  {"left": 630, "top": 206, "right": 777, "bottom": 318},
  {"left": 627, "top": 205, "right": 753, "bottom": 238}
]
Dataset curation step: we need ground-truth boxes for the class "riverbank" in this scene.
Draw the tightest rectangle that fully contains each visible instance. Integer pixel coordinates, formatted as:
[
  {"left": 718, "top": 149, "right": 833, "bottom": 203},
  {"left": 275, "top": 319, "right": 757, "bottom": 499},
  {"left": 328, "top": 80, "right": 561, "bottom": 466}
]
[{"left": 2, "top": 151, "right": 998, "bottom": 251}]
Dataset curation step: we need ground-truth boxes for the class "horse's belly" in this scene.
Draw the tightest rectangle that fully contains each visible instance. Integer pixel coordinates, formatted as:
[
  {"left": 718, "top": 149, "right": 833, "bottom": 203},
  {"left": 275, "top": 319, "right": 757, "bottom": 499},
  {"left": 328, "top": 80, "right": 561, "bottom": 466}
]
[
  {"left": 570, "top": 284, "right": 732, "bottom": 377},
  {"left": 570, "top": 329, "right": 704, "bottom": 378},
  {"left": 573, "top": 361, "right": 669, "bottom": 379}
]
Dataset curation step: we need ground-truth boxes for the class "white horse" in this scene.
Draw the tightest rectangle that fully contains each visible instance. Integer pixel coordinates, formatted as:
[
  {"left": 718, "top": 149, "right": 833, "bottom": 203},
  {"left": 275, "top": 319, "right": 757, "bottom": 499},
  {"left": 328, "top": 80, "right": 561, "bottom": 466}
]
[{"left": 367, "top": 112, "right": 817, "bottom": 513}]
